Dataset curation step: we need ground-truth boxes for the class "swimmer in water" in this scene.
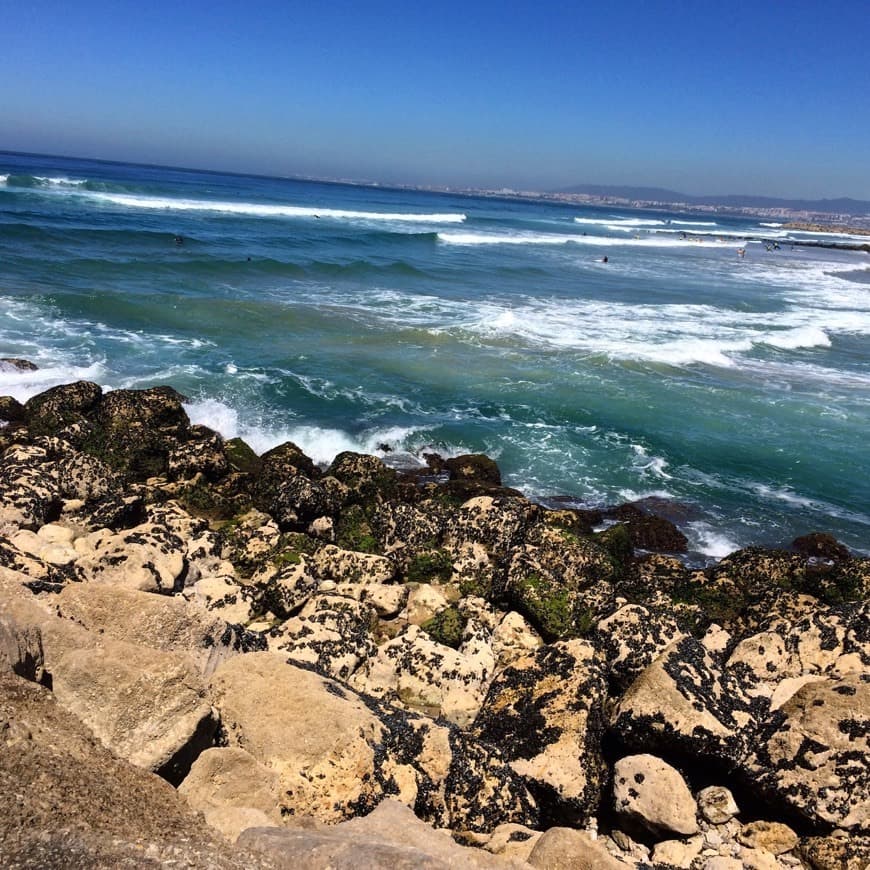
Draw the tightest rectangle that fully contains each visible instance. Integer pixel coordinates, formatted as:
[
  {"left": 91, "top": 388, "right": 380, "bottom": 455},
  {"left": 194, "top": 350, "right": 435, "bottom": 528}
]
[
  {"left": 174, "top": 234, "right": 184, "bottom": 245},
  {"left": 602, "top": 256, "right": 609, "bottom": 263}
]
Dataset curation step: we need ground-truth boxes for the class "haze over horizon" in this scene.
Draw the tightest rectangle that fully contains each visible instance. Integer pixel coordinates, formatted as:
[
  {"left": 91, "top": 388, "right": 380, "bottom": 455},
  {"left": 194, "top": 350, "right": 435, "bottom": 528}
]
[{"left": 3, "top": 0, "right": 869, "bottom": 200}]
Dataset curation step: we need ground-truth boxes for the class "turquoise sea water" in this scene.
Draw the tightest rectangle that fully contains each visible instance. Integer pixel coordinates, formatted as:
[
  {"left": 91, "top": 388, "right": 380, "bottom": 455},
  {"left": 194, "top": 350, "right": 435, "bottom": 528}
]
[{"left": 2, "top": 151, "right": 869, "bottom": 558}]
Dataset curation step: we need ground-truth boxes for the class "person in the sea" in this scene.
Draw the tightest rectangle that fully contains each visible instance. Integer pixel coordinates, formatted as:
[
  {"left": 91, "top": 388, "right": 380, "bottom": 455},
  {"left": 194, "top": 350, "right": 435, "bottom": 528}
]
[
  {"left": 602, "top": 255, "right": 608, "bottom": 263},
  {"left": 738, "top": 248, "right": 746, "bottom": 258},
  {"left": 174, "top": 234, "right": 184, "bottom": 245}
]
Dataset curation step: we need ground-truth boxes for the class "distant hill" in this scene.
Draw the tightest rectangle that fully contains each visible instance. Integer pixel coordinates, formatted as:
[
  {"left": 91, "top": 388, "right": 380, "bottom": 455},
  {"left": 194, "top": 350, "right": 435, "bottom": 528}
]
[{"left": 553, "top": 184, "right": 870, "bottom": 215}]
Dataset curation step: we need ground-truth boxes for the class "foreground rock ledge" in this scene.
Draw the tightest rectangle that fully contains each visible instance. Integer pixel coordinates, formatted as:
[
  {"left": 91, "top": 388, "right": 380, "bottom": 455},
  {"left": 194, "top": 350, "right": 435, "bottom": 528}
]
[{"left": 1, "top": 379, "right": 869, "bottom": 869}]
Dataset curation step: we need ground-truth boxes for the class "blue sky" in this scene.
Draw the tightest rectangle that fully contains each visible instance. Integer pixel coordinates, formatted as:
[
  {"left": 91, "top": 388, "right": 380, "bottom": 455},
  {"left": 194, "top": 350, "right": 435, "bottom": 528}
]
[{"left": 3, "top": 0, "right": 869, "bottom": 198}]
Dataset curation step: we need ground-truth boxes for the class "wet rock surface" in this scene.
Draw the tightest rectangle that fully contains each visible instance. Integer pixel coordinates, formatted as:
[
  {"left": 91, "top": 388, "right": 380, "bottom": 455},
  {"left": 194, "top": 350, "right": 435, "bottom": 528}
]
[{"left": 1, "top": 380, "right": 868, "bottom": 868}]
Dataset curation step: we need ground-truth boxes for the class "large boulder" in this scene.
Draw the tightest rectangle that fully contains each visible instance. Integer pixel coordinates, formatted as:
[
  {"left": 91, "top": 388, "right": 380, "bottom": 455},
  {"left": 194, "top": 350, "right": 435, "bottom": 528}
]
[
  {"left": 179, "top": 746, "right": 284, "bottom": 837},
  {"left": 610, "top": 635, "right": 765, "bottom": 767},
  {"left": 743, "top": 674, "right": 869, "bottom": 831},
  {"left": 0, "top": 674, "right": 266, "bottom": 869},
  {"left": 89, "top": 385, "right": 192, "bottom": 479},
  {"left": 326, "top": 452, "right": 397, "bottom": 505},
  {"left": 612, "top": 753, "right": 699, "bottom": 837},
  {"left": 595, "top": 603, "right": 685, "bottom": 692},
  {"left": 208, "top": 652, "right": 536, "bottom": 832},
  {"left": 53, "top": 583, "right": 253, "bottom": 676},
  {"left": 472, "top": 639, "right": 607, "bottom": 827},
  {"left": 46, "top": 632, "right": 216, "bottom": 783},
  {"left": 350, "top": 622, "right": 490, "bottom": 727},
  {"left": 0, "top": 594, "right": 46, "bottom": 680},
  {"left": 526, "top": 826, "right": 628, "bottom": 870},
  {"left": 504, "top": 526, "right": 617, "bottom": 641},
  {"left": 23, "top": 380, "right": 102, "bottom": 437},
  {"left": 73, "top": 521, "right": 189, "bottom": 593},
  {"left": 268, "top": 592, "right": 377, "bottom": 681},
  {"left": 238, "top": 799, "right": 526, "bottom": 869}
]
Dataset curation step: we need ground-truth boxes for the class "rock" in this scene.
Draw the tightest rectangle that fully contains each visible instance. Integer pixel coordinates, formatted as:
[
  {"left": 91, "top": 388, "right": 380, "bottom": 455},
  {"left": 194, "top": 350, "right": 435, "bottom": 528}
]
[
  {"left": 9, "top": 528, "right": 77, "bottom": 566},
  {"left": 799, "top": 833, "right": 870, "bottom": 870},
  {"left": 483, "top": 823, "right": 542, "bottom": 861},
  {"left": 191, "top": 572, "right": 255, "bottom": 625},
  {"left": 612, "top": 753, "right": 699, "bottom": 837},
  {"left": 652, "top": 835, "right": 704, "bottom": 868},
  {"left": 526, "top": 827, "right": 627, "bottom": 869},
  {"left": 702, "top": 859, "right": 743, "bottom": 870},
  {"left": 250, "top": 559, "right": 319, "bottom": 620},
  {"left": 0, "top": 357, "right": 38, "bottom": 371},
  {"left": 209, "top": 652, "right": 536, "bottom": 831},
  {"left": 405, "top": 583, "right": 452, "bottom": 625},
  {"left": 738, "top": 820, "right": 799, "bottom": 855},
  {"left": 472, "top": 639, "right": 606, "bottom": 827},
  {"left": 179, "top": 747, "right": 284, "bottom": 831},
  {"left": 350, "top": 623, "right": 489, "bottom": 726},
  {"left": 0, "top": 595, "right": 46, "bottom": 680},
  {"left": 239, "top": 800, "right": 524, "bottom": 869},
  {"left": 53, "top": 583, "right": 250, "bottom": 676},
  {"left": 792, "top": 533, "right": 851, "bottom": 562},
  {"left": 311, "top": 543, "right": 395, "bottom": 584},
  {"left": 739, "top": 846, "right": 782, "bottom": 870},
  {"left": 167, "top": 424, "right": 229, "bottom": 482},
  {"left": 0, "top": 395, "right": 25, "bottom": 423},
  {"left": 326, "top": 451, "right": 397, "bottom": 505},
  {"left": 744, "top": 674, "right": 869, "bottom": 830},
  {"left": 23, "top": 380, "right": 102, "bottom": 437},
  {"left": 504, "top": 525, "right": 617, "bottom": 641},
  {"left": 606, "top": 503, "right": 688, "bottom": 552},
  {"left": 697, "top": 785, "right": 740, "bottom": 824},
  {"left": 73, "top": 521, "right": 188, "bottom": 593},
  {"left": 445, "top": 454, "right": 502, "bottom": 486},
  {"left": 48, "top": 633, "right": 216, "bottom": 783},
  {"left": 269, "top": 474, "right": 343, "bottom": 529},
  {"left": 90, "top": 385, "right": 191, "bottom": 479},
  {"left": 268, "top": 593, "right": 376, "bottom": 681},
  {"left": 491, "top": 610, "right": 543, "bottom": 669},
  {"left": 372, "top": 501, "right": 446, "bottom": 553},
  {"left": 0, "top": 674, "right": 267, "bottom": 869},
  {"left": 611, "top": 636, "right": 762, "bottom": 766},
  {"left": 444, "top": 496, "right": 540, "bottom": 571},
  {"left": 595, "top": 603, "right": 685, "bottom": 691},
  {"left": 0, "top": 441, "right": 64, "bottom": 529}
]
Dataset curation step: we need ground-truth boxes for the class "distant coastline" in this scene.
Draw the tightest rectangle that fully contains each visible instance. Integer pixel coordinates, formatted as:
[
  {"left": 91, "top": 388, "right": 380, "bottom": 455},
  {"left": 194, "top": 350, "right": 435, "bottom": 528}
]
[{"left": 4, "top": 148, "right": 869, "bottom": 227}]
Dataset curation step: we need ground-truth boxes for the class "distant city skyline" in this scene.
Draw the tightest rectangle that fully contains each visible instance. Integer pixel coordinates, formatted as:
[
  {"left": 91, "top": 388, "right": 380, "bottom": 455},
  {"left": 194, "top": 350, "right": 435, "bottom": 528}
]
[{"left": 3, "top": 0, "right": 869, "bottom": 200}]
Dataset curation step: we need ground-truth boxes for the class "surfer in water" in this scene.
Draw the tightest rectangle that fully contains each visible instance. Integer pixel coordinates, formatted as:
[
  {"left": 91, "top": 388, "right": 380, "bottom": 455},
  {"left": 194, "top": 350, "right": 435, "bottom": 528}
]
[{"left": 174, "top": 234, "right": 184, "bottom": 246}]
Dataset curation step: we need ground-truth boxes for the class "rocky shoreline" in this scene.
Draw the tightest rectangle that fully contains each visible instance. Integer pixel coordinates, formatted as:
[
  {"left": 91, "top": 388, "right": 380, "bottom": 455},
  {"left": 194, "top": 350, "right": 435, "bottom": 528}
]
[{"left": 1, "top": 372, "right": 867, "bottom": 869}]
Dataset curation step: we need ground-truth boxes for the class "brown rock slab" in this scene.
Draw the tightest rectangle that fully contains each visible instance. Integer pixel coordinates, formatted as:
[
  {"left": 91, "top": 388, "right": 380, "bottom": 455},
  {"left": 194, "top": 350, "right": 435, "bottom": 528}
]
[{"left": 527, "top": 826, "right": 628, "bottom": 869}]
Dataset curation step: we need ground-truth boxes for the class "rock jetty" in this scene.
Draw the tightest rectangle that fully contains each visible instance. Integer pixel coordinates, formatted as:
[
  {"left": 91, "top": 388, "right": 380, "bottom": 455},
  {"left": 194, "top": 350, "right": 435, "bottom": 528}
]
[{"left": 1, "top": 376, "right": 868, "bottom": 869}]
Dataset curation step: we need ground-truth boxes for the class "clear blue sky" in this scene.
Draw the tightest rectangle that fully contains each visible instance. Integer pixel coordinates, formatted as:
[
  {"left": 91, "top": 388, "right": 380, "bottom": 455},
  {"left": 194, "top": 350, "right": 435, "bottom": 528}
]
[{"left": 2, "top": 0, "right": 869, "bottom": 199}]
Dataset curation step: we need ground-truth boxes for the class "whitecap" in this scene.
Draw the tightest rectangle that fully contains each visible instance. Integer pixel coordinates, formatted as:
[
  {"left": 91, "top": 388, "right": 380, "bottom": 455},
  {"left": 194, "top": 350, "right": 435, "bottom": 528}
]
[{"left": 81, "top": 191, "right": 466, "bottom": 223}]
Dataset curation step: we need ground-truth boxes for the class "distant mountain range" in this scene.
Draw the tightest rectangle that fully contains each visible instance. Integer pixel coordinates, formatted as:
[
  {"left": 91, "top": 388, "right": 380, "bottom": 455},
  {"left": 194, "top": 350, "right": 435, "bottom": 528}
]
[{"left": 552, "top": 184, "right": 870, "bottom": 215}]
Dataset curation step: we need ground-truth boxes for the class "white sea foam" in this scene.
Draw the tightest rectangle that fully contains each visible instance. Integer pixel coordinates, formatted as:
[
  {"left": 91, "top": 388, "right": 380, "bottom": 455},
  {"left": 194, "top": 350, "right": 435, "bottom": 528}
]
[
  {"left": 574, "top": 217, "right": 666, "bottom": 227},
  {"left": 0, "top": 174, "right": 8, "bottom": 184},
  {"left": 760, "top": 222, "right": 783, "bottom": 228},
  {"left": 671, "top": 220, "right": 718, "bottom": 226},
  {"left": 760, "top": 325, "right": 831, "bottom": 350},
  {"left": 438, "top": 230, "right": 744, "bottom": 249},
  {"left": 183, "top": 397, "right": 420, "bottom": 464},
  {"left": 0, "top": 360, "right": 106, "bottom": 403},
  {"left": 33, "top": 175, "right": 88, "bottom": 188},
  {"left": 685, "top": 521, "right": 742, "bottom": 559},
  {"left": 81, "top": 191, "right": 466, "bottom": 223}
]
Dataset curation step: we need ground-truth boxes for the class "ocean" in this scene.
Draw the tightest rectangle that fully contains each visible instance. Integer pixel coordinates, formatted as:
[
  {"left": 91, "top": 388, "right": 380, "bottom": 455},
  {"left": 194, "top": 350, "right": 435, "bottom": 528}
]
[{"left": 2, "top": 151, "right": 869, "bottom": 560}]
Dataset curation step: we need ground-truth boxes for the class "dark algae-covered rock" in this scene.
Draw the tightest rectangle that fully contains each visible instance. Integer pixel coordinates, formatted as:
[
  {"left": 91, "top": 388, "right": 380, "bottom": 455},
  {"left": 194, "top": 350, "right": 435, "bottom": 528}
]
[{"left": 24, "top": 380, "right": 102, "bottom": 437}]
